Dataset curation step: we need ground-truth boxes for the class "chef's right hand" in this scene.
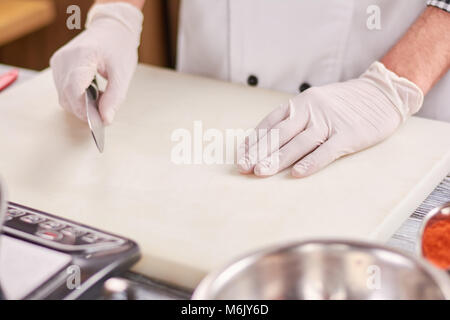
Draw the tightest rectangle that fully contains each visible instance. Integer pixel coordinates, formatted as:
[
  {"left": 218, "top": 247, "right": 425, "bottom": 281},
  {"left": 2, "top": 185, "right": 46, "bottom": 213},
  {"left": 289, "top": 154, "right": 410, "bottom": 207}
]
[{"left": 50, "top": 3, "right": 143, "bottom": 124}]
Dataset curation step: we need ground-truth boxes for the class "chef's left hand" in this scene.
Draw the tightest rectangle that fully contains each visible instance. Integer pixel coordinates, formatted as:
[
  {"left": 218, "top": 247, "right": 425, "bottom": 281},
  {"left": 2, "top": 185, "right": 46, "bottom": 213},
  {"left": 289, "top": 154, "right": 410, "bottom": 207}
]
[{"left": 237, "top": 62, "right": 424, "bottom": 178}]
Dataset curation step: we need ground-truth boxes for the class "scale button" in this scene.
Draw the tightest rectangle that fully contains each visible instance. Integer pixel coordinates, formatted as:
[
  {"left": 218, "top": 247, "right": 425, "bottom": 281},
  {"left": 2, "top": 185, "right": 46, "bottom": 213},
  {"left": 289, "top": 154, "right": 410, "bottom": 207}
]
[
  {"left": 61, "top": 226, "right": 86, "bottom": 237},
  {"left": 82, "top": 233, "right": 100, "bottom": 243},
  {"left": 20, "top": 214, "right": 46, "bottom": 224},
  {"left": 40, "top": 220, "right": 65, "bottom": 230},
  {"left": 36, "top": 230, "right": 63, "bottom": 241},
  {"left": 8, "top": 208, "right": 26, "bottom": 217}
]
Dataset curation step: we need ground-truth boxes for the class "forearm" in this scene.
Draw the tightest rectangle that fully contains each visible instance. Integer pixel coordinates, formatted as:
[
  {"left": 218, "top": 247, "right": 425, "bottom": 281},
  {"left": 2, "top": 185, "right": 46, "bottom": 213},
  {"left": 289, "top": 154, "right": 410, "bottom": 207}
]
[
  {"left": 95, "top": 0, "right": 145, "bottom": 10},
  {"left": 381, "top": 7, "right": 450, "bottom": 95}
]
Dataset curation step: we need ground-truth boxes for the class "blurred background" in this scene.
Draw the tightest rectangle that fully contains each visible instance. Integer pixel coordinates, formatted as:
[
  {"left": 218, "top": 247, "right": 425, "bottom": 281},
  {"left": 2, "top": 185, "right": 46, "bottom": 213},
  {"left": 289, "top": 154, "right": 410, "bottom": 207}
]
[{"left": 0, "top": 0, "right": 179, "bottom": 70}]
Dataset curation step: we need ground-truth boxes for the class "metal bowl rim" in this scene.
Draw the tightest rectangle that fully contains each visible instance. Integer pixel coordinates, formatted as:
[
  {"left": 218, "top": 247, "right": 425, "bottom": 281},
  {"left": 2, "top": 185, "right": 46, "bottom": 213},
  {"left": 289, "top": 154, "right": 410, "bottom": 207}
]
[{"left": 192, "top": 238, "right": 450, "bottom": 300}]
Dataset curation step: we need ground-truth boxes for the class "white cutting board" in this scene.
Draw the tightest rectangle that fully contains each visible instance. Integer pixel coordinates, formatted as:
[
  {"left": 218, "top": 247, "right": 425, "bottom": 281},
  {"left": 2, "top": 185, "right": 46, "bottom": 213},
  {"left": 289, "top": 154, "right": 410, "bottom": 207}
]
[{"left": 1, "top": 65, "right": 450, "bottom": 290}]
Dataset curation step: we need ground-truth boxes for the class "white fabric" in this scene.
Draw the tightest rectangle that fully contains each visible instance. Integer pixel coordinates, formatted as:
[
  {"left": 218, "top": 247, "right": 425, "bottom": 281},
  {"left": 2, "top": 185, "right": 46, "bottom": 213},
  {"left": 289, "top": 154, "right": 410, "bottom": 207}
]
[
  {"left": 177, "top": 0, "right": 450, "bottom": 122},
  {"left": 237, "top": 62, "right": 424, "bottom": 177},
  {"left": 50, "top": 3, "right": 143, "bottom": 124}
]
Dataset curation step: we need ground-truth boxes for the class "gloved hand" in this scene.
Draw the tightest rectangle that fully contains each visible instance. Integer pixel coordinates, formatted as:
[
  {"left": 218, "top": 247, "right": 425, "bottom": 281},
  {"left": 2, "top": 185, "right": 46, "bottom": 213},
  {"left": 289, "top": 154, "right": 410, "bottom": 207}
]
[
  {"left": 50, "top": 3, "right": 143, "bottom": 124},
  {"left": 237, "top": 62, "right": 424, "bottom": 178}
]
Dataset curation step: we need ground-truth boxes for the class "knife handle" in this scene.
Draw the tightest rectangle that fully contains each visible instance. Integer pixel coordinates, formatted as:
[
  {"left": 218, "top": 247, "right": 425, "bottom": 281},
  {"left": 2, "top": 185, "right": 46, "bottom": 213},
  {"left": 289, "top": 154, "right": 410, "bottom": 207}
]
[
  {"left": 87, "top": 78, "right": 99, "bottom": 101},
  {"left": 0, "top": 69, "right": 19, "bottom": 92}
]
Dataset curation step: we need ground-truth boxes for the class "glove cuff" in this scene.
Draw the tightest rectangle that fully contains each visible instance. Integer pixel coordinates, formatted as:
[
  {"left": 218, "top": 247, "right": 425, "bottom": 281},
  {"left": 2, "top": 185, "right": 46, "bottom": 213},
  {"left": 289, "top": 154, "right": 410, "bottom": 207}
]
[
  {"left": 86, "top": 3, "right": 144, "bottom": 45},
  {"left": 361, "top": 61, "right": 424, "bottom": 121}
]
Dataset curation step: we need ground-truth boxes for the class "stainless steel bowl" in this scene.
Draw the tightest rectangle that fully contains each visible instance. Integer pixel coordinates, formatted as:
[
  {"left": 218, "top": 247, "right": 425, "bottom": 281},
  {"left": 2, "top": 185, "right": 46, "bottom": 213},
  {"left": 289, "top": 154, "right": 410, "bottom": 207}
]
[{"left": 193, "top": 240, "right": 450, "bottom": 300}]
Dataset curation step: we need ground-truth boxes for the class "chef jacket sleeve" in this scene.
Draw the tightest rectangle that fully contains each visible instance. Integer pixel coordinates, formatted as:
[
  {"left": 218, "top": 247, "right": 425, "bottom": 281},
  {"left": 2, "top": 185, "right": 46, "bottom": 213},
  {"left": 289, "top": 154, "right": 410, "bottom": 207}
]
[{"left": 427, "top": 0, "right": 450, "bottom": 12}]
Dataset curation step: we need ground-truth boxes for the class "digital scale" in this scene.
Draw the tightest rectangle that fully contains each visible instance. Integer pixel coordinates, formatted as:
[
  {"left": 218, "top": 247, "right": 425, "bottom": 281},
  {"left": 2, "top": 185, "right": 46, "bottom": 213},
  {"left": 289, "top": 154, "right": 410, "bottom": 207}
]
[{"left": 0, "top": 202, "right": 140, "bottom": 299}]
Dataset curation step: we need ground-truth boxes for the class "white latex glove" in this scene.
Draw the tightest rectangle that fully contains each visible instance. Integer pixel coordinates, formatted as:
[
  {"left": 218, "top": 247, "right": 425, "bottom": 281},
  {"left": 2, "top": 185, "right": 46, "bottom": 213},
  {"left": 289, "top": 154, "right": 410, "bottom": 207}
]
[
  {"left": 50, "top": 3, "right": 143, "bottom": 124},
  {"left": 237, "top": 62, "right": 424, "bottom": 178}
]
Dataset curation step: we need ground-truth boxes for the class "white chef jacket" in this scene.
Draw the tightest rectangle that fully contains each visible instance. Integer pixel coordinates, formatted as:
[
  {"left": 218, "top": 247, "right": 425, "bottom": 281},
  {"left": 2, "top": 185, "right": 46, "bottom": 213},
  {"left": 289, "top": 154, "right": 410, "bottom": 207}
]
[{"left": 177, "top": 0, "right": 450, "bottom": 122}]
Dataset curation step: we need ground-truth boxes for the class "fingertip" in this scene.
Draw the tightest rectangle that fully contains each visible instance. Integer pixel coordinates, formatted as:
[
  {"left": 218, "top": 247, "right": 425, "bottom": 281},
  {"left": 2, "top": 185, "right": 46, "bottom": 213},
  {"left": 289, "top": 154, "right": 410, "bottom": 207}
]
[
  {"left": 237, "top": 157, "right": 253, "bottom": 174},
  {"left": 254, "top": 163, "right": 277, "bottom": 177},
  {"left": 99, "top": 87, "right": 123, "bottom": 126},
  {"left": 98, "top": 94, "right": 117, "bottom": 125},
  {"left": 291, "top": 163, "right": 313, "bottom": 178},
  {"left": 291, "top": 167, "right": 306, "bottom": 178},
  {"left": 101, "top": 107, "right": 115, "bottom": 125}
]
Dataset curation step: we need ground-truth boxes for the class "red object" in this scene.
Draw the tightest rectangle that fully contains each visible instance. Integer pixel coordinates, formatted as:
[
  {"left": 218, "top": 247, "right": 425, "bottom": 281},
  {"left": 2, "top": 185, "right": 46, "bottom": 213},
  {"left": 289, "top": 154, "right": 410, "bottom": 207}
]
[
  {"left": 0, "top": 69, "right": 19, "bottom": 92},
  {"left": 422, "top": 218, "right": 450, "bottom": 269}
]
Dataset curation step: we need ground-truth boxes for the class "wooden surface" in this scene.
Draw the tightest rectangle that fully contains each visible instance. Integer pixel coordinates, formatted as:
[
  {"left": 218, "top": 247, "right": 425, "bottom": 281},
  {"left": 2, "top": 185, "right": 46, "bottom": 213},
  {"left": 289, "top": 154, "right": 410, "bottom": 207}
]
[
  {"left": 166, "top": 0, "right": 180, "bottom": 67},
  {"left": 0, "top": 0, "right": 172, "bottom": 70},
  {"left": 0, "top": 0, "right": 89, "bottom": 70},
  {"left": 0, "top": 0, "right": 55, "bottom": 46},
  {"left": 139, "top": 0, "right": 170, "bottom": 67},
  {"left": 1, "top": 65, "right": 450, "bottom": 290}
]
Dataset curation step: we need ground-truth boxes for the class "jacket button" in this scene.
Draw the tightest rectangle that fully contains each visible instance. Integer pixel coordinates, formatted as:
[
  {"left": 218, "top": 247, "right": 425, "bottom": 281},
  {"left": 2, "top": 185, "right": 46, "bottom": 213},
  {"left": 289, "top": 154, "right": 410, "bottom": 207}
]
[
  {"left": 299, "top": 82, "right": 311, "bottom": 93},
  {"left": 247, "top": 75, "right": 258, "bottom": 86}
]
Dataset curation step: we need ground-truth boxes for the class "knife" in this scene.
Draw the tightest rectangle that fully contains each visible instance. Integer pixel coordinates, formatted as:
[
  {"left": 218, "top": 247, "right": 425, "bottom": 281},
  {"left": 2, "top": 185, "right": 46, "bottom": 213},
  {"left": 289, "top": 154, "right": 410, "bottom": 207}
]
[
  {"left": 0, "top": 69, "right": 19, "bottom": 92},
  {"left": 85, "top": 78, "right": 105, "bottom": 153}
]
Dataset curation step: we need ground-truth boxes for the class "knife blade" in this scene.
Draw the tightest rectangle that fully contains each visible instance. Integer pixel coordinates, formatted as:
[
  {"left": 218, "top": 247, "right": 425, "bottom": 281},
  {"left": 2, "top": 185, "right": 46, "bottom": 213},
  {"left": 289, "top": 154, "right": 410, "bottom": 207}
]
[{"left": 85, "top": 78, "right": 105, "bottom": 153}]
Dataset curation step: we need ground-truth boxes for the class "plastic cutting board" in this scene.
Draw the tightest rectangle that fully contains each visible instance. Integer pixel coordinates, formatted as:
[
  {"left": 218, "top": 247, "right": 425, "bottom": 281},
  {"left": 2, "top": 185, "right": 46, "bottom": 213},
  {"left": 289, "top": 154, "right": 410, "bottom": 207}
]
[{"left": 0, "top": 65, "right": 450, "bottom": 289}]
